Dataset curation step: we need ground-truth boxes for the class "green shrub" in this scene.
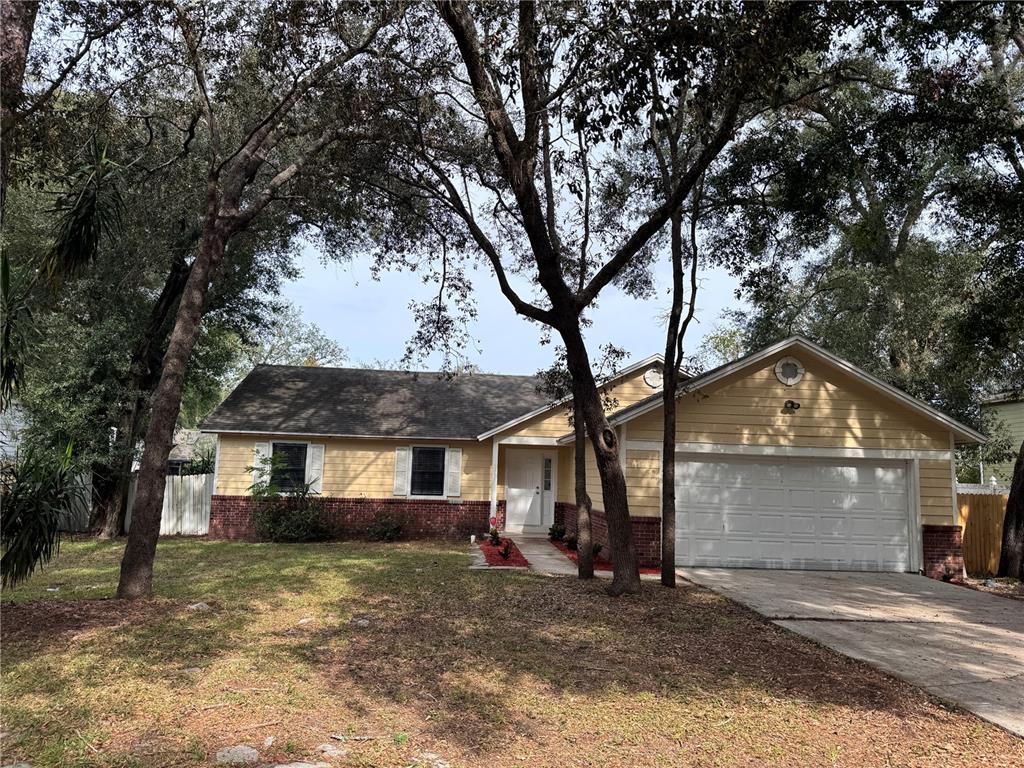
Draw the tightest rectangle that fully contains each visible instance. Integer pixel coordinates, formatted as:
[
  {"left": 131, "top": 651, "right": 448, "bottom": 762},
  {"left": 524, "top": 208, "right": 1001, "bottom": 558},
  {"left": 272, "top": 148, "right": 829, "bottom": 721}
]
[
  {"left": 488, "top": 526, "right": 501, "bottom": 546},
  {"left": 252, "top": 487, "right": 329, "bottom": 543},
  {"left": 563, "top": 533, "right": 578, "bottom": 550},
  {"left": 367, "top": 513, "right": 403, "bottom": 542},
  {"left": 592, "top": 542, "right": 603, "bottom": 558},
  {"left": 548, "top": 523, "right": 565, "bottom": 542},
  {"left": 498, "top": 540, "right": 513, "bottom": 560}
]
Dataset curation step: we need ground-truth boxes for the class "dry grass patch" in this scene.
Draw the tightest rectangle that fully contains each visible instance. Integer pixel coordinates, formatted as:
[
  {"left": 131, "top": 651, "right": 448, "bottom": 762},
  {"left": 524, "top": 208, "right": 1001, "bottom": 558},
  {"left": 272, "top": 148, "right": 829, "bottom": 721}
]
[{"left": 1, "top": 538, "right": 1021, "bottom": 767}]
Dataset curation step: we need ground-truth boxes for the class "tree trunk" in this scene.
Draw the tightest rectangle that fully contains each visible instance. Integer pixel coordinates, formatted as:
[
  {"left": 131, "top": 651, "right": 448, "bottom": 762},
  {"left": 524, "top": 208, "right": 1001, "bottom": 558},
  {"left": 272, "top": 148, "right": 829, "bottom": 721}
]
[
  {"left": 660, "top": 212, "right": 685, "bottom": 587},
  {"left": 997, "top": 439, "right": 1024, "bottom": 580},
  {"left": 116, "top": 217, "right": 225, "bottom": 599},
  {"left": 0, "top": 0, "right": 38, "bottom": 213},
  {"left": 92, "top": 254, "right": 190, "bottom": 539},
  {"left": 560, "top": 322, "right": 640, "bottom": 595},
  {"left": 90, "top": 461, "right": 118, "bottom": 534},
  {"left": 573, "top": 401, "right": 594, "bottom": 579}
]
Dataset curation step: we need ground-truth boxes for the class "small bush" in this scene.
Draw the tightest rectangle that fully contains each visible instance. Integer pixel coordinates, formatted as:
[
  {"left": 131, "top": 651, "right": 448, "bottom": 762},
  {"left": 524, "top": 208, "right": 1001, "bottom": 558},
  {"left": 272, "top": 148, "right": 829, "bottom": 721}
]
[
  {"left": 548, "top": 523, "right": 565, "bottom": 542},
  {"left": 367, "top": 513, "right": 403, "bottom": 542},
  {"left": 488, "top": 526, "right": 501, "bottom": 546},
  {"left": 563, "top": 533, "right": 578, "bottom": 551},
  {"left": 592, "top": 543, "right": 603, "bottom": 558},
  {"left": 253, "top": 490, "right": 329, "bottom": 543},
  {"left": 498, "top": 540, "right": 513, "bottom": 560}
]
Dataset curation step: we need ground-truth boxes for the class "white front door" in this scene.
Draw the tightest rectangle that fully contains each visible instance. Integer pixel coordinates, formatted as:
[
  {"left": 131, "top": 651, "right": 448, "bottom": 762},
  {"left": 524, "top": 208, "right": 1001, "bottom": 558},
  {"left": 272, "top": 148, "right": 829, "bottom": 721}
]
[
  {"left": 675, "top": 456, "right": 912, "bottom": 571},
  {"left": 505, "top": 449, "right": 545, "bottom": 532}
]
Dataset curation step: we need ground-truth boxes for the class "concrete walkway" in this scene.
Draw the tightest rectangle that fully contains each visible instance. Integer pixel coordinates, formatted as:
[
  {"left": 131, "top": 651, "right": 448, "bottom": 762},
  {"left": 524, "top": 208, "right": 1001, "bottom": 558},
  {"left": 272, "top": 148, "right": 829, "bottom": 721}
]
[
  {"left": 511, "top": 535, "right": 578, "bottom": 576},
  {"left": 680, "top": 568, "right": 1024, "bottom": 738}
]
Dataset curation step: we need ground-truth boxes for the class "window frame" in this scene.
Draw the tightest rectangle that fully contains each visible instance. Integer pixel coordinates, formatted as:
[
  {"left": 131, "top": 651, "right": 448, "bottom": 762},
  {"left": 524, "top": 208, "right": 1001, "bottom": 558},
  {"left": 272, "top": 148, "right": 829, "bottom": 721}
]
[
  {"left": 270, "top": 440, "right": 310, "bottom": 494},
  {"left": 407, "top": 444, "right": 448, "bottom": 499}
]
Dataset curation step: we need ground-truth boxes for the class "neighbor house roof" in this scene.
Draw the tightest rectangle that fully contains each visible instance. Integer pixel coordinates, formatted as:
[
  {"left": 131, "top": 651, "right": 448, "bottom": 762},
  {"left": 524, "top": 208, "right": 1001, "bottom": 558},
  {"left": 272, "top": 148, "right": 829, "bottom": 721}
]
[
  {"left": 200, "top": 365, "right": 551, "bottom": 440},
  {"left": 557, "top": 336, "right": 987, "bottom": 445}
]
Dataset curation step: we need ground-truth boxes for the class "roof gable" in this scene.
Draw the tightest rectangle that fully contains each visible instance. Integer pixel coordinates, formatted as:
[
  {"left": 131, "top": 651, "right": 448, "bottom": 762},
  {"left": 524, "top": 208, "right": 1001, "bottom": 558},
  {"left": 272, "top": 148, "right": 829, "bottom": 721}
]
[
  {"left": 581, "top": 337, "right": 985, "bottom": 445},
  {"left": 476, "top": 354, "right": 665, "bottom": 440}
]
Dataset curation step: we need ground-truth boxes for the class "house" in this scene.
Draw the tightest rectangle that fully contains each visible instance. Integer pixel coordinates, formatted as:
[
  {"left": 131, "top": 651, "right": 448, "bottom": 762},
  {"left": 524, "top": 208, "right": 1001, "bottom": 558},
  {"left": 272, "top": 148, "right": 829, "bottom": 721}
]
[
  {"left": 201, "top": 336, "right": 985, "bottom": 578},
  {"left": 980, "top": 393, "right": 1023, "bottom": 484}
]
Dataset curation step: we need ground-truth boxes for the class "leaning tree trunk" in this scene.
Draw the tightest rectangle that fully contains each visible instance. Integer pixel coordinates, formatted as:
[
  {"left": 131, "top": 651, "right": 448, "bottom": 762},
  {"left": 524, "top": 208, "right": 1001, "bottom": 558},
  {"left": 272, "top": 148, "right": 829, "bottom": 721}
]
[
  {"left": 116, "top": 216, "right": 225, "bottom": 599},
  {"left": 94, "top": 253, "right": 190, "bottom": 539},
  {"left": 561, "top": 323, "right": 640, "bottom": 595},
  {"left": 997, "top": 439, "right": 1024, "bottom": 580},
  {"left": 573, "top": 401, "right": 594, "bottom": 579}
]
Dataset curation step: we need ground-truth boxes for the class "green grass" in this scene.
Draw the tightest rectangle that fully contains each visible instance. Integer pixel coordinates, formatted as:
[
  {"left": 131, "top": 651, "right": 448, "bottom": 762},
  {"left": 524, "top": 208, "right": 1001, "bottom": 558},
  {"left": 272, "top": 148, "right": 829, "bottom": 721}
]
[{"left": 2, "top": 538, "right": 1021, "bottom": 768}]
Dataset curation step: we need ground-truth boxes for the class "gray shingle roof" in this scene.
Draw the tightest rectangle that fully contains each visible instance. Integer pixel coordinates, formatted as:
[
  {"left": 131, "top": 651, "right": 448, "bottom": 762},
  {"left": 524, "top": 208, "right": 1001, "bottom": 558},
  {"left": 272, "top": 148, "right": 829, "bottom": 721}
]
[{"left": 200, "top": 365, "right": 552, "bottom": 440}]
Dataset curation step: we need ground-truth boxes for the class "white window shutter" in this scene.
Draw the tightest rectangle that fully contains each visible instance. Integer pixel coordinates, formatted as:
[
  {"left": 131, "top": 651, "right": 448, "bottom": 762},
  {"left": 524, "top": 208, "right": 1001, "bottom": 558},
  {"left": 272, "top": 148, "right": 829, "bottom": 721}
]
[
  {"left": 445, "top": 447, "right": 462, "bottom": 497},
  {"left": 253, "top": 442, "right": 270, "bottom": 486},
  {"left": 393, "top": 446, "right": 411, "bottom": 496},
  {"left": 305, "top": 443, "right": 325, "bottom": 493}
]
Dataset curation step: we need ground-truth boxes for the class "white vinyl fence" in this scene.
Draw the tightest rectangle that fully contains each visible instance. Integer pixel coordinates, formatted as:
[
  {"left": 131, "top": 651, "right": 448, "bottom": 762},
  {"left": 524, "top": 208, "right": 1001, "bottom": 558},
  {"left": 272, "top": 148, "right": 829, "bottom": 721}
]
[{"left": 124, "top": 473, "right": 213, "bottom": 535}]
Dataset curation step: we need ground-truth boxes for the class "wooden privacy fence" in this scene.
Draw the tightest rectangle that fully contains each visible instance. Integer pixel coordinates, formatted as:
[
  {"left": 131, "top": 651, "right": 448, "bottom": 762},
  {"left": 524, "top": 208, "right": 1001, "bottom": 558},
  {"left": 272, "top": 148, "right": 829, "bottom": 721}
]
[
  {"left": 125, "top": 473, "right": 213, "bottom": 536},
  {"left": 957, "top": 492, "right": 1008, "bottom": 576}
]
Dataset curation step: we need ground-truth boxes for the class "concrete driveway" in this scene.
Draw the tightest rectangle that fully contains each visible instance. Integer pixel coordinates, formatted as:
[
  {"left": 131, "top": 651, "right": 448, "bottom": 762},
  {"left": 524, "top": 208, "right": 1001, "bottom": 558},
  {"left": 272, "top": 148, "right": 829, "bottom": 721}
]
[{"left": 679, "top": 568, "right": 1024, "bottom": 737}]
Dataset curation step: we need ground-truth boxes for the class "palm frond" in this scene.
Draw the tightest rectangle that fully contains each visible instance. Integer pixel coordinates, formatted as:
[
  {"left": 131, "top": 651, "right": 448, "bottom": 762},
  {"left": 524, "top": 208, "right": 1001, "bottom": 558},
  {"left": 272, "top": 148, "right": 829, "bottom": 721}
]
[
  {"left": 43, "top": 140, "right": 125, "bottom": 286},
  {"left": 1, "top": 443, "right": 86, "bottom": 589}
]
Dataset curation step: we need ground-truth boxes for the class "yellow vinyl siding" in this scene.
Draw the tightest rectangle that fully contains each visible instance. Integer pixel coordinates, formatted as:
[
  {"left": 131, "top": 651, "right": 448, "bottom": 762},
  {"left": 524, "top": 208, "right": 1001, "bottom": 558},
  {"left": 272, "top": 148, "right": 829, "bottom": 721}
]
[
  {"left": 497, "top": 364, "right": 660, "bottom": 440},
  {"left": 557, "top": 446, "right": 573, "bottom": 503},
  {"left": 579, "top": 444, "right": 660, "bottom": 517},
  {"left": 919, "top": 459, "right": 955, "bottom": 526},
  {"left": 216, "top": 434, "right": 491, "bottom": 501},
  {"left": 627, "top": 353, "right": 950, "bottom": 451},
  {"left": 625, "top": 449, "right": 661, "bottom": 517}
]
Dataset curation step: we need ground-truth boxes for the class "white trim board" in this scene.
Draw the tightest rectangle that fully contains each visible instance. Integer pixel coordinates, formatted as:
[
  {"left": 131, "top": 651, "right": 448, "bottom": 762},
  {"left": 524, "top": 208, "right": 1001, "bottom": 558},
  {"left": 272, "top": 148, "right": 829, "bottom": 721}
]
[
  {"left": 497, "top": 436, "right": 560, "bottom": 446},
  {"left": 605, "top": 337, "right": 986, "bottom": 445},
  {"left": 625, "top": 440, "right": 953, "bottom": 461},
  {"left": 475, "top": 353, "right": 664, "bottom": 441}
]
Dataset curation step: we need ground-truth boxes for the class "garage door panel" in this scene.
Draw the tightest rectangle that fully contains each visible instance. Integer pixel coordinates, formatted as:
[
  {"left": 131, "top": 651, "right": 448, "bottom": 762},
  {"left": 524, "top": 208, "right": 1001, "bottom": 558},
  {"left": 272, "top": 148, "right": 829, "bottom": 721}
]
[
  {"left": 676, "top": 457, "right": 911, "bottom": 572},
  {"left": 789, "top": 489, "right": 818, "bottom": 509},
  {"left": 724, "top": 512, "right": 755, "bottom": 534},
  {"left": 692, "top": 511, "right": 722, "bottom": 533},
  {"left": 818, "top": 516, "right": 848, "bottom": 536},
  {"left": 756, "top": 489, "right": 785, "bottom": 508},
  {"left": 788, "top": 514, "right": 816, "bottom": 534},
  {"left": 693, "top": 538, "right": 723, "bottom": 559},
  {"left": 758, "top": 514, "right": 787, "bottom": 534},
  {"left": 722, "top": 487, "right": 754, "bottom": 506}
]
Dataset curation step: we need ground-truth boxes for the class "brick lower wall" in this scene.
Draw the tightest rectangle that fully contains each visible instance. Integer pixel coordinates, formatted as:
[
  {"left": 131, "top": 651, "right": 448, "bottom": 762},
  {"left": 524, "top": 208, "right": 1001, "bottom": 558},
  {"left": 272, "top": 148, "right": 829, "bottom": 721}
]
[
  {"left": 561, "top": 503, "right": 661, "bottom": 567},
  {"left": 922, "top": 524, "right": 965, "bottom": 580},
  {"left": 210, "top": 495, "right": 498, "bottom": 541}
]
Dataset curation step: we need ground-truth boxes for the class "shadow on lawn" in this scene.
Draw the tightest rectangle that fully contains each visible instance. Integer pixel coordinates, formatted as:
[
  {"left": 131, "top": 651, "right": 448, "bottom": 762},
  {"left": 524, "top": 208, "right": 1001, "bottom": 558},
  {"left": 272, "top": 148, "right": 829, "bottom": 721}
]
[
  {"left": 296, "top": 559, "right": 958, "bottom": 754},
  {"left": 3, "top": 539, "right": 1016, "bottom": 765}
]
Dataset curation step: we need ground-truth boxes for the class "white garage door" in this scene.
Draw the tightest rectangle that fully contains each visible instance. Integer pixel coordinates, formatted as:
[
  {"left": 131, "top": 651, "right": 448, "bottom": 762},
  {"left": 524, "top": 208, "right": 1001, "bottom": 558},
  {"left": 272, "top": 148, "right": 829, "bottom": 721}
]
[{"left": 675, "top": 457, "right": 911, "bottom": 571}]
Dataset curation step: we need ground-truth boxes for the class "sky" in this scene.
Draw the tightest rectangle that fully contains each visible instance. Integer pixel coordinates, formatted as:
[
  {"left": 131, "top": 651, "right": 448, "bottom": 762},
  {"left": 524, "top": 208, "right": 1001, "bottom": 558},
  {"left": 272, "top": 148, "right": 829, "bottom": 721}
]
[{"left": 281, "top": 242, "right": 744, "bottom": 375}]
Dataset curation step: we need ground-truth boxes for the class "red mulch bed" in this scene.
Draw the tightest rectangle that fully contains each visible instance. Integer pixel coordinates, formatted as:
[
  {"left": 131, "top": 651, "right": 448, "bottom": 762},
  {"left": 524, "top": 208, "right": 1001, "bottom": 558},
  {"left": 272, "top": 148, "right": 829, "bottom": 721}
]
[
  {"left": 478, "top": 537, "right": 530, "bottom": 568},
  {"left": 550, "top": 539, "right": 661, "bottom": 574}
]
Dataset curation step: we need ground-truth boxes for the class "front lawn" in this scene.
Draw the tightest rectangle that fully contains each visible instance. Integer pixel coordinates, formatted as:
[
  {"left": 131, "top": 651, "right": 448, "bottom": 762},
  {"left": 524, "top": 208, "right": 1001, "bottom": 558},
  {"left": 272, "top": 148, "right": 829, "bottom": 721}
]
[{"left": 2, "top": 539, "right": 1020, "bottom": 767}]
